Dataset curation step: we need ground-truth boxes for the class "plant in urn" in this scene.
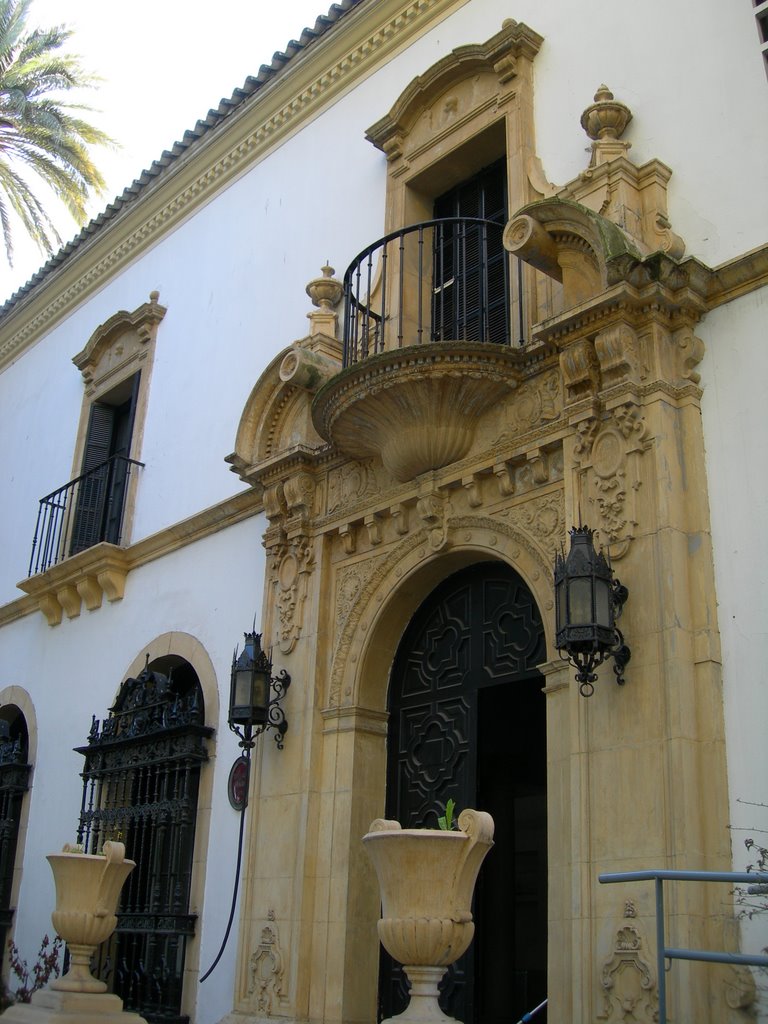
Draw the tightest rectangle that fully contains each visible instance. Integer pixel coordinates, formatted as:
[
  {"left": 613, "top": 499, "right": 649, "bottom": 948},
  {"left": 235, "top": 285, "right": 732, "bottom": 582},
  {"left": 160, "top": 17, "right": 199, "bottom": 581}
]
[{"left": 362, "top": 808, "right": 494, "bottom": 1024}]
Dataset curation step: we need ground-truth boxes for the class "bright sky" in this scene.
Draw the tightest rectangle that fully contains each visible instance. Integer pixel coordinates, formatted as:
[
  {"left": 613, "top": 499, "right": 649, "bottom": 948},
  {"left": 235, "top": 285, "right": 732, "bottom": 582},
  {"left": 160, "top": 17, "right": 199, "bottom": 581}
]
[{"left": 1, "top": 0, "right": 329, "bottom": 303}]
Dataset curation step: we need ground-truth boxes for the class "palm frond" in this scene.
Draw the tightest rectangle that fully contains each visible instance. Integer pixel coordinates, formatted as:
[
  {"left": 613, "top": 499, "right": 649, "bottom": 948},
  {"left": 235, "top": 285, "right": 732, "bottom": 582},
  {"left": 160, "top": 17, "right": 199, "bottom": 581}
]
[{"left": 0, "top": 0, "right": 114, "bottom": 263}]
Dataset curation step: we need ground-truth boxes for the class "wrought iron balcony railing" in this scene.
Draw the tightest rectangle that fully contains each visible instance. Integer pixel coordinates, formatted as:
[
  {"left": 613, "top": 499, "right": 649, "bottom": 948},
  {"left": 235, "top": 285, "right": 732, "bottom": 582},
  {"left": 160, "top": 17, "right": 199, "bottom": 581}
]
[
  {"left": 342, "top": 217, "right": 524, "bottom": 367},
  {"left": 28, "top": 454, "right": 143, "bottom": 577}
]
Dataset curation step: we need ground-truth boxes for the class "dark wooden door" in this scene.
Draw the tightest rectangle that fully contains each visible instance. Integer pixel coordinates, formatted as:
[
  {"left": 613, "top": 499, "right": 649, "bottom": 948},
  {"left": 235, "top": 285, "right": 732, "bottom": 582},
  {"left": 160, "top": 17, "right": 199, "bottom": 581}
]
[{"left": 382, "top": 562, "right": 547, "bottom": 1024}]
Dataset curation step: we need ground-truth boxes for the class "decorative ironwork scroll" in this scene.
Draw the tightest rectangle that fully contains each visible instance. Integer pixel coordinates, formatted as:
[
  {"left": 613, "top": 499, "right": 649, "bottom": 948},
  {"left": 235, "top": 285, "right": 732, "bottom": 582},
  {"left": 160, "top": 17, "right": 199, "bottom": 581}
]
[
  {"left": 75, "top": 661, "right": 212, "bottom": 1024},
  {"left": 0, "top": 715, "right": 31, "bottom": 954}
]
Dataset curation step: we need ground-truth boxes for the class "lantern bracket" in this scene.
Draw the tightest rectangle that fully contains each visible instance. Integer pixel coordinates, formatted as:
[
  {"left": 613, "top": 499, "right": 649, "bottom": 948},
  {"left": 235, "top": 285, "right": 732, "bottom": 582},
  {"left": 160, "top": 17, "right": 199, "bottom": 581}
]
[
  {"left": 554, "top": 526, "right": 632, "bottom": 697},
  {"left": 228, "top": 632, "right": 291, "bottom": 750}
]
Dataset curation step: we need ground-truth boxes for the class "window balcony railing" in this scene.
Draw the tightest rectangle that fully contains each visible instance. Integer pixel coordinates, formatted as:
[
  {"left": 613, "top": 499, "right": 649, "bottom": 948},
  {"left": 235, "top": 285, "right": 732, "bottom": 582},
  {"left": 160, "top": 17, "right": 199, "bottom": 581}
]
[
  {"left": 342, "top": 217, "right": 524, "bottom": 368},
  {"left": 28, "top": 454, "right": 143, "bottom": 577}
]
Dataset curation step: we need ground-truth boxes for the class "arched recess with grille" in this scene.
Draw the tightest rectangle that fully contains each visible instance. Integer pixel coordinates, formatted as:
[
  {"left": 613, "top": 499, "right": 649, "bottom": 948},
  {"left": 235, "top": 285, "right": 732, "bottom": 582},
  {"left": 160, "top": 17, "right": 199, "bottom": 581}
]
[
  {"left": 0, "top": 690, "right": 35, "bottom": 956},
  {"left": 75, "top": 634, "right": 217, "bottom": 1024}
]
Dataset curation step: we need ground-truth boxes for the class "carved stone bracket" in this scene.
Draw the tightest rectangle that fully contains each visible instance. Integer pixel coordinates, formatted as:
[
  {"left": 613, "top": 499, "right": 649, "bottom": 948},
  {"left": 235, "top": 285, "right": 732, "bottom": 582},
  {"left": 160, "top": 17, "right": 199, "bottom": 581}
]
[
  {"left": 573, "top": 404, "right": 649, "bottom": 559},
  {"left": 416, "top": 487, "right": 451, "bottom": 552},
  {"left": 561, "top": 338, "right": 601, "bottom": 404},
  {"left": 594, "top": 324, "right": 646, "bottom": 389},
  {"left": 247, "top": 922, "right": 287, "bottom": 1015},
  {"left": 18, "top": 545, "right": 130, "bottom": 626}
]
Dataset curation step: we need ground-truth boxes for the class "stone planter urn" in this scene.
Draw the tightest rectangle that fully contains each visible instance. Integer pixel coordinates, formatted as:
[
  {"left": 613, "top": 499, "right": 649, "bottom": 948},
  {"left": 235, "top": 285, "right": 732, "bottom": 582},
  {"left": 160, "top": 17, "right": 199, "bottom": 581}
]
[
  {"left": 48, "top": 840, "right": 134, "bottom": 993},
  {"left": 2, "top": 840, "right": 146, "bottom": 1023},
  {"left": 362, "top": 809, "right": 494, "bottom": 1024}
]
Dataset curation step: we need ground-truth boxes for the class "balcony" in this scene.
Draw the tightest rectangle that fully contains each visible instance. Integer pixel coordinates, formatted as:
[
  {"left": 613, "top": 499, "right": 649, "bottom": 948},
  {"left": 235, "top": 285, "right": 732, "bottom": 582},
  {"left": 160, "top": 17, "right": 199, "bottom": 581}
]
[
  {"left": 312, "top": 218, "right": 525, "bottom": 482},
  {"left": 28, "top": 454, "right": 143, "bottom": 577}
]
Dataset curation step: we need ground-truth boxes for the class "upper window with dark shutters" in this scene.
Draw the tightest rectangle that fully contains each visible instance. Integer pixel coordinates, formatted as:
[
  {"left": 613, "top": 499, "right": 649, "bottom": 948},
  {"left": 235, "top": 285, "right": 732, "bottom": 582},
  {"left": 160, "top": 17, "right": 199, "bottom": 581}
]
[{"left": 27, "top": 291, "right": 165, "bottom": 577}]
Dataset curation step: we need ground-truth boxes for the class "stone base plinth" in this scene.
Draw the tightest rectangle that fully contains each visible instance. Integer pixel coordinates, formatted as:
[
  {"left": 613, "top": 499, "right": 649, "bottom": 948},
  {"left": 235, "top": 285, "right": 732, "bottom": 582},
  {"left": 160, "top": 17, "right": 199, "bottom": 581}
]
[{"left": 1, "top": 988, "right": 147, "bottom": 1023}]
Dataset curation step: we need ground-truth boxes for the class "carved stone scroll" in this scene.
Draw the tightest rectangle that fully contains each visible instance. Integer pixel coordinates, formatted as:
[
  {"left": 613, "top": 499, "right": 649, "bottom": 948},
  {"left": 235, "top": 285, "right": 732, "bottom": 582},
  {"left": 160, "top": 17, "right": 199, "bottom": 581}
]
[
  {"left": 496, "top": 491, "right": 564, "bottom": 564},
  {"left": 270, "top": 536, "right": 315, "bottom": 655},
  {"left": 574, "top": 405, "right": 648, "bottom": 559},
  {"left": 248, "top": 923, "right": 287, "bottom": 1015},
  {"left": 598, "top": 901, "right": 657, "bottom": 1023}
]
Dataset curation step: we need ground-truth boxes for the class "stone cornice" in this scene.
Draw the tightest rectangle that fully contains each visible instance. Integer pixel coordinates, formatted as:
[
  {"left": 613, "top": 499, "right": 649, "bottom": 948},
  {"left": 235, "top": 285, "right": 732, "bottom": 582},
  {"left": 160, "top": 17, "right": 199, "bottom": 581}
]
[
  {"left": 704, "top": 242, "right": 768, "bottom": 308},
  {"left": 4, "top": 486, "right": 263, "bottom": 627},
  {"left": 0, "top": 0, "right": 470, "bottom": 372},
  {"left": 530, "top": 280, "right": 708, "bottom": 349}
]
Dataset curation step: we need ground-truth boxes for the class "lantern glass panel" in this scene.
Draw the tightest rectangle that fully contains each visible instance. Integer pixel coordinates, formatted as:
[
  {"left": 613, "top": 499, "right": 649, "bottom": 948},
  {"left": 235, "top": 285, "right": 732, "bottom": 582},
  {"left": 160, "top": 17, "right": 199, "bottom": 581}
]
[
  {"left": 234, "top": 668, "right": 254, "bottom": 712},
  {"left": 569, "top": 577, "right": 593, "bottom": 625},
  {"left": 251, "top": 672, "right": 269, "bottom": 722},
  {"left": 595, "top": 577, "right": 612, "bottom": 629},
  {"left": 556, "top": 577, "right": 566, "bottom": 633}
]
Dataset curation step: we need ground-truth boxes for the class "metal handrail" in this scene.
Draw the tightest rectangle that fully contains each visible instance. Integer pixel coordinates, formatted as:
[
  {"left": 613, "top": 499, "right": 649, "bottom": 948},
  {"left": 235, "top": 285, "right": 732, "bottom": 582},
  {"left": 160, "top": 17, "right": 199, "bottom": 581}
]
[
  {"left": 599, "top": 868, "right": 768, "bottom": 1022},
  {"left": 28, "top": 454, "right": 144, "bottom": 576},
  {"left": 342, "top": 217, "right": 524, "bottom": 366}
]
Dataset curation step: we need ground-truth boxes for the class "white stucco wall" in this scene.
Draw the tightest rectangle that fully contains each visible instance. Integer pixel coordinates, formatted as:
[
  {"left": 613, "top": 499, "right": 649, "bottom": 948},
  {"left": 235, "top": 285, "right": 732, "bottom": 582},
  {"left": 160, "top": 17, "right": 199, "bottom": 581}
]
[
  {"left": 0, "top": 514, "right": 266, "bottom": 1022},
  {"left": 1, "top": 0, "right": 765, "bottom": 602},
  {"left": 0, "top": 2, "right": 766, "bottom": 1019},
  {"left": 699, "top": 286, "right": 768, "bottom": 995}
]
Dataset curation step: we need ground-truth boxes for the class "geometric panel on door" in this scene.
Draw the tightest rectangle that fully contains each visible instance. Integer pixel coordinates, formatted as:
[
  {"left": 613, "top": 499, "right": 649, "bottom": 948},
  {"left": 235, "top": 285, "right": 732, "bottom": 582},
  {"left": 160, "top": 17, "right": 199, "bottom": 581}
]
[
  {"left": 482, "top": 580, "right": 544, "bottom": 679},
  {"left": 401, "top": 609, "right": 471, "bottom": 697},
  {"left": 397, "top": 700, "right": 470, "bottom": 827}
]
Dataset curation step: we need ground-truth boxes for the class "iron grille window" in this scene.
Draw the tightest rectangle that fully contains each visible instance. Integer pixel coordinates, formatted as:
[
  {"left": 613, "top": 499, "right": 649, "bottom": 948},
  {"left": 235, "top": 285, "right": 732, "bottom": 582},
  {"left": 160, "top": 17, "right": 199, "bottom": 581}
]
[
  {"left": 0, "top": 710, "right": 31, "bottom": 955},
  {"left": 76, "top": 660, "right": 212, "bottom": 1024}
]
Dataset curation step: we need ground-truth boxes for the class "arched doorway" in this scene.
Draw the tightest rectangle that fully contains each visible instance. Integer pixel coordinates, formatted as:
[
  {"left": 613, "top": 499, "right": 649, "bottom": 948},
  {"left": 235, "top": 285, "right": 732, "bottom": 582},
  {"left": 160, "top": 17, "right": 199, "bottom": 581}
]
[
  {"left": 75, "top": 655, "right": 213, "bottom": 1024},
  {"left": 381, "top": 561, "right": 547, "bottom": 1024}
]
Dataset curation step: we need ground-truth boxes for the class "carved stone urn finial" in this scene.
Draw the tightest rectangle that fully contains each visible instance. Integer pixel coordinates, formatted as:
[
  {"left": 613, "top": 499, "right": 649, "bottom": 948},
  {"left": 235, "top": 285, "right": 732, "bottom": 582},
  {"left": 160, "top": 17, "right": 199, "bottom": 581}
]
[
  {"left": 306, "top": 264, "right": 344, "bottom": 340},
  {"left": 580, "top": 85, "right": 633, "bottom": 168},
  {"left": 306, "top": 264, "right": 343, "bottom": 310},
  {"left": 580, "top": 85, "right": 632, "bottom": 141}
]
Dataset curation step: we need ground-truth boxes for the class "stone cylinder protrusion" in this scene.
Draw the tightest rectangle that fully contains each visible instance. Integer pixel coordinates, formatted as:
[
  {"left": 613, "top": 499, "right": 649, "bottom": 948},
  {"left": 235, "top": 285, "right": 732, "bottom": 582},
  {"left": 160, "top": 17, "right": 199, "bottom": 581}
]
[
  {"left": 503, "top": 215, "right": 563, "bottom": 281},
  {"left": 279, "top": 345, "right": 340, "bottom": 392}
]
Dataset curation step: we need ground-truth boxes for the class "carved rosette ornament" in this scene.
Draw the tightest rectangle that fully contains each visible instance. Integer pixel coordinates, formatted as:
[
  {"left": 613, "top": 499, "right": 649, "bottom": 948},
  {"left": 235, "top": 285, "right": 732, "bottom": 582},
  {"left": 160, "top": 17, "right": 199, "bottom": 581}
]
[
  {"left": 574, "top": 405, "right": 648, "bottom": 559},
  {"left": 496, "top": 491, "right": 564, "bottom": 564},
  {"left": 598, "top": 901, "right": 657, "bottom": 1023},
  {"left": 248, "top": 923, "right": 287, "bottom": 1015}
]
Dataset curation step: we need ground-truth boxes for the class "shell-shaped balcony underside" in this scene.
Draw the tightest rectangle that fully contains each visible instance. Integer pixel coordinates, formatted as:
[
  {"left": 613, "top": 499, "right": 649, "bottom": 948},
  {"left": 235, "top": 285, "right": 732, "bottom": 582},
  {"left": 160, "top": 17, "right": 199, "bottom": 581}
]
[{"left": 311, "top": 341, "right": 522, "bottom": 482}]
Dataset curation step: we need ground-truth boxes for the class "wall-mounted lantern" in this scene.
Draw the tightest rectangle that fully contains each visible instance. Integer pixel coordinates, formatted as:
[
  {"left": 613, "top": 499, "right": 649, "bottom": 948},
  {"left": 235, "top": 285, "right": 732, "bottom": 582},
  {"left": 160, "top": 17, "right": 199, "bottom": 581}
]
[
  {"left": 228, "top": 632, "right": 291, "bottom": 749},
  {"left": 203, "top": 632, "right": 291, "bottom": 984},
  {"left": 554, "top": 525, "right": 630, "bottom": 696}
]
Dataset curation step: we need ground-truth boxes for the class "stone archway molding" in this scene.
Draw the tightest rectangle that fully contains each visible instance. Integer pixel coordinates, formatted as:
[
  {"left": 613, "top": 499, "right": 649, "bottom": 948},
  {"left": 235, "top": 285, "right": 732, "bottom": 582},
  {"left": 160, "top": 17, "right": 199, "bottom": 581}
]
[{"left": 328, "top": 510, "right": 557, "bottom": 712}]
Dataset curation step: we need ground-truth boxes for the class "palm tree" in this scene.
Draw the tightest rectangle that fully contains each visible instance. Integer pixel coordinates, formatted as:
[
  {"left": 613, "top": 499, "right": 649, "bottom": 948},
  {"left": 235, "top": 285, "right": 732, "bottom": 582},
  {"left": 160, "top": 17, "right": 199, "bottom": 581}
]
[{"left": 0, "top": 0, "right": 113, "bottom": 264}]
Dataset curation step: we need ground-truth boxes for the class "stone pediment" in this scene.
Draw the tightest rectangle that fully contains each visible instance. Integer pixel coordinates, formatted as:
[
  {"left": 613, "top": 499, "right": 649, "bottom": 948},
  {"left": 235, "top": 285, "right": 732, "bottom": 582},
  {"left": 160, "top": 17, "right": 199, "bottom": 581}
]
[{"left": 226, "top": 336, "right": 341, "bottom": 487}]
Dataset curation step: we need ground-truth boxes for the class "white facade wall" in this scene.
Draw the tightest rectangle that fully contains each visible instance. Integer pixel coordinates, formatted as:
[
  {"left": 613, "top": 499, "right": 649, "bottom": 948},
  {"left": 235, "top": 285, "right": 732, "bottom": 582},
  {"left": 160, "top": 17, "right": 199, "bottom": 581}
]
[
  {"left": 0, "top": 1, "right": 765, "bottom": 1020},
  {"left": 1, "top": 0, "right": 765, "bottom": 595},
  {"left": 0, "top": 514, "right": 266, "bottom": 1020},
  {"left": 699, "top": 286, "right": 768, "bottom": 1006}
]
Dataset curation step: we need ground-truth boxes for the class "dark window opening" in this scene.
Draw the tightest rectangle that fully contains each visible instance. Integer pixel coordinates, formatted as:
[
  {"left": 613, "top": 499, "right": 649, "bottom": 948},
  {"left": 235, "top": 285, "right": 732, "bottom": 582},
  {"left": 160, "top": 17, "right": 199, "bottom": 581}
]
[
  {"left": 432, "top": 159, "right": 510, "bottom": 345},
  {"left": 0, "top": 707, "right": 31, "bottom": 954},
  {"left": 69, "top": 372, "right": 140, "bottom": 557}
]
